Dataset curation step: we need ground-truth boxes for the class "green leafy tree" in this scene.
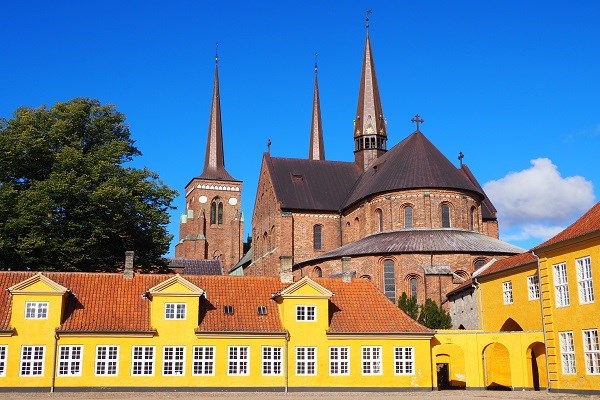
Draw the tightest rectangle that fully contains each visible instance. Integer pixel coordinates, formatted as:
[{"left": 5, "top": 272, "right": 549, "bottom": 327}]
[
  {"left": 0, "top": 98, "right": 177, "bottom": 272},
  {"left": 417, "top": 298, "right": 452, "bottom": 329},
  {"left": 397, "top": 292, "right": 419, "bottom": 320}
]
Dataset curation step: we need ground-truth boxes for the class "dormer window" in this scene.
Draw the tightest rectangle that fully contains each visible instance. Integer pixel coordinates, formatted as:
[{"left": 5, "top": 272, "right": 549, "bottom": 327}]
[
  {"left": 296, "top": 305, "right": 316, "bottom": 321},
  {"left": 257, "top": 305, "right": 267, "bottom": 315},
  {"left": 165, "top": 303, "right": 186, "bottom": 320},
  {"left": 224, "top": 305, "right": 234, "bottom": 315},
  {"left": 25, "top": 302, "right": 48, "bottom": 319}
]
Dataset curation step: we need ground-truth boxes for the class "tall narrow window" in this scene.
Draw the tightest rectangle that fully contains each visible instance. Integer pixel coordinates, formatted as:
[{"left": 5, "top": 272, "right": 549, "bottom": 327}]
[
  {"left": 554, "top": 262, "right": 570, "bottom": 307},
  {"left": 441, "top": 204, "right": 451, "bottom": 228},
  {"left": 577, "top": 256, "right": 594, "bottom": 304},
  {"left": 0, "top": 346, "right": 6, "bottom": 377},
  {"left": 559, "top": 331, "right": 576, "bottom": 374},
  {"left": 583, "top": 329, "right": 600, "bottom": 375},
  {"left": 528, "top": 275, "right": 540, "bottom": 300},
  {"left": 404, "top": 206, "right": 413, "bottom": 228},
  {"left": 313, "top": 225, "right": 322, "bottom": 250},
  {"left": 383, "top": 260, "right": 396, "bottom": 302},
  {"left": 503, "top": 281, "right": 513, "bottom": 304},
  {"left": 469, "top": 207, "right": 476, "bottom": 230},
  {"left": 376, "top": 208, "right": 383, "bottom": 232},
  {"left": 210, "top": 197, "right": 223, "bottom": 225},
  {"left": 410, "top": 277, "right": 418, "bottom": 299}
]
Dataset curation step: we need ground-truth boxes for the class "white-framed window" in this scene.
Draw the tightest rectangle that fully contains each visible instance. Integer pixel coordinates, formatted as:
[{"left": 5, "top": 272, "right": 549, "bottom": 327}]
[
  {"left": 228, "top": 346, "right": 249, "bottom": 375},
  {"left": 583, "top": 329, "right": 600, "bottom": 375},
  {"left": 361, "top": 346, "right": 382, "bottom": 375},
  {"left": 95, "top": 345, "right": 119, "bottom": 376},
  {"left": 528, "top": 275, "right": 540, "bottom": 300},
  {"left": 0, "top": 345, "right": 6, "bottom": 377},
  {"left": 57, "top": 345, "right": 82, "bottom": 376},
  {"left": 577, "top": 256, "right": 594, "bottom": 304},
  {"left": 162, "top": 346, "right": 185, "bottom": 376},
  {"left": 296, "top": 305, "right": 316, "bottom": 321},
  {"left": 394, "top": 346, "right": 414, "bottom": 375},
  {"left": 262, "top": 346, "right": 282, "bottom": 375},
  {"left": 20, "top": 346, "right": 45, "bottom": 376},
  {"left": 296, "top": 347, "right": 316, "bottom": 375},
  {"left": 132, "top": 346, "right": 154, "bottom": 376},
  {"left": 25, "top": 302, "right": 48, "bottom": 319},
  {"left": 164, "top": 303, "right": 186, "bottom": 320},
  {"left": 329, "top": 346, "right": 349, "bottom": 375},
  {"left": 502, "top": 281, "right": 513, "bottom": 304},
  {"left": 559, "top": 331, "right": 576, "bottom": 374},
  {"left": 554, "top": 262, "right": 570, "bottom": 307},
  {"left": 193, "top": 346, "right": 215, "bottom": 375}
]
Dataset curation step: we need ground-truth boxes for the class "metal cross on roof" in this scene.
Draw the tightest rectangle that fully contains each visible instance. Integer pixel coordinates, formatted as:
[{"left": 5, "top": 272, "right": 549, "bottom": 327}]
[
  {"left": 366, "top": 10, "right": 372, "bottom": 29},
  {"left": 267, "top": 138, "right": 272, "bottom": 153},
  {"left": 458, "top": 151, "right": 464, "bottom": 166},
  {"left": 411, "top": 114, "right": 424, "bottom": 131}
]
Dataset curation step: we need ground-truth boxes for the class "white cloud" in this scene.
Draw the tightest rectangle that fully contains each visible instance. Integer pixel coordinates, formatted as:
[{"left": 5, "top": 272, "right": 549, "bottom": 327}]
[{"left": 484, "top": 158, "right": 595, "bottom": 243}]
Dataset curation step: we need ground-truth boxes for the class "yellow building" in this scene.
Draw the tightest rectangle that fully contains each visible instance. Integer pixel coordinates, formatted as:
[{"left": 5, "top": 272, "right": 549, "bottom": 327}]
[
  {"left": 0, "top": 272, "right": 434, "bottom": 391},
  {"left": 534, "top": 201, "right": 600, "bottom": 394}
]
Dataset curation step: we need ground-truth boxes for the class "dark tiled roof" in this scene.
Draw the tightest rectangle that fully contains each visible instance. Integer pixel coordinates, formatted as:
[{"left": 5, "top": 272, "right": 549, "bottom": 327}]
[
  {"left": 476, "top": 252, "right": 537, "bottom": 278},
  {"left": 534, "top": 202, "right": 600, "bottom": 250},
  {"left": 300, "top": 229, "right": 525, "bottom": 264},
  {"left": 167, "top": 258, "right": 223, "bottom": 275},
  {"left": 459, "top": 164, "right": 497, "bottom": 220},
  {"left": 343, "top": 131, "right": 484, "bottom": 209},
  {"left": 266, "top": 154, "right": 361, "bottom": 211},
  {"left": 0, "top": 272, "right": 428, "bottom": 335}
]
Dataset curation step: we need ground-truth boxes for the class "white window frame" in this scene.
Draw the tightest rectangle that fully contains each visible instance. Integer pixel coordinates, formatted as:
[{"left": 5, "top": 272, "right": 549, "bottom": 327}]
[
  {"left": 583, "top": 329, "right": 600, "bottom": 375},
  {"left": 262, "top": 346, "right": 283, "bottom": 376},
  {"left": 24, "top": 302, "right": 48, "bottom": 319},
  {"left": 296, "top": 346, "right": 316, "bottom": 375},
  {"left": 329, "top": 346, "right": 349, "bottom": 376},
  {"left": 394, "top": 346, "right": 415, "bottom": 375},
  {"left": 131, "top": 346, "right": 155, "bottom": 376},
  {"left": 577, "top": 256, "right": 594, "bottom": 304},
  {"left": 164, "top": 303, "right": 186, "bottom": 320},
  {"left": 227, "top": 346, "right": 249, "bottom": 376},
  {"left": 361, "top": 346, "right": 382, "bottom": 375},
  {"left": 554, "top": 262, "right": 570, "bottom": 307},
  {"left": 528, "top": 275, "right": 540, "bottom": 300},
  {"left": 559, "top": 331, "right": 576, "bottom": 374},
  {"left": 20, "top": 345, "right": 45, "bottom": 376},
  {"left": 296, "top": 305, "right": 316, "bottom": 321},
  {"left": 193, "top": 346, "right": 215, "bottom": 376},
  {"left": 57, "top": 345, "right": 82, "bottom": 376},
  {"left": 162, "top": 346, "right": 185, "bottom": 376},
  {"left": 502, "top": 281, "right": 513, "bottom": 305},
  {"left": 95, "top": 345, "right": 119, "bottom": 376},
  {"left": 0, "top": 345, "right": 6, "bottom": 377}
]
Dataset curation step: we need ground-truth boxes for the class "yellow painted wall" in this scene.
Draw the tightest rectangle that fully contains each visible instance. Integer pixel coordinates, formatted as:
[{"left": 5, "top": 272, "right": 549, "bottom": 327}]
[
  {"left": 479, "top": 264, "right": 542, "bottom": 332},
  {"left": 537, "top": 233, "right": 600, "bottom": 392}
]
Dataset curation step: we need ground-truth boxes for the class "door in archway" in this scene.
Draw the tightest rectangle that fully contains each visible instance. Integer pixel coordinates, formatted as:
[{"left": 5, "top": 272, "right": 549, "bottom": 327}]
[{"left": 437, "top": 363, "right": 450, "bottom": 390}]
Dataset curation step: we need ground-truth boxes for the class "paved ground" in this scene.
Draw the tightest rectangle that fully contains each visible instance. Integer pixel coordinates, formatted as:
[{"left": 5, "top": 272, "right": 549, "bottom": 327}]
[{"left": 0, "top": 390, "right": 593, "bottom": 400}]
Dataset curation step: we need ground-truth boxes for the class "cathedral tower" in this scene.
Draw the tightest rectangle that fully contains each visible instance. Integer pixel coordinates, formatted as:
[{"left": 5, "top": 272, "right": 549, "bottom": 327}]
[
  {"left": 353, "top": 20, "right": 387, "bottom": 170},
  {"left": 175, "top": 57, "right": 244, "bottom": 270}
]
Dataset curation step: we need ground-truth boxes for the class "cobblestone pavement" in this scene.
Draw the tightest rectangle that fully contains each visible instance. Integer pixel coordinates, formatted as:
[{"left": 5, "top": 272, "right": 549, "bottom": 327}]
[{"left": 0, "top": 390, "right": 593, "bottom": 400}]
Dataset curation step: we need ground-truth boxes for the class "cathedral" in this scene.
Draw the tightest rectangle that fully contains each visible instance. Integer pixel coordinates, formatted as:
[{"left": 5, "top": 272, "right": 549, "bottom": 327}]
[{"left": 177, "top": 24, "right": 524, "bottom": 305}]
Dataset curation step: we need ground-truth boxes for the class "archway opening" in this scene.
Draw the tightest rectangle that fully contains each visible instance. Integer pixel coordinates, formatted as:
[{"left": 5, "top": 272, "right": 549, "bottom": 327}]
[{"left": 483, "top": 343, "right": 511, "bottom": 390}]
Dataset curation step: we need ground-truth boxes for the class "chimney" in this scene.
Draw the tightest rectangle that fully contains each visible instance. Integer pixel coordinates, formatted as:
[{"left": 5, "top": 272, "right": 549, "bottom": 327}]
[
  {"left": 124, "top": 251, "right": 134, "bottom": 279},
  {"left": 279, "top": 256, "right": 293, "bottom": 283},
  {"left": 341, "top": 257, "right": 353, "bottom": 283}
]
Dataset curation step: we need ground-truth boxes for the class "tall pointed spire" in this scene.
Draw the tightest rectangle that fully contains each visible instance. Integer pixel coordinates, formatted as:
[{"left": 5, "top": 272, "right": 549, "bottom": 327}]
[
  {"left": 199, "top": 49, "right": 235, "bottom": 181},
  {"left": 309, "top": 55, "right": 325, "bottom": 160},
  {"left": 353, "top": 11, "right": 387, "bottom": 170}
]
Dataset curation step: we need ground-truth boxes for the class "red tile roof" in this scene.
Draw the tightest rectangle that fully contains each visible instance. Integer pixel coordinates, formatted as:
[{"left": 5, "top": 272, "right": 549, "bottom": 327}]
[
  {"left": 0, "top": 272, "right": 430, "bottom": 335},
  {"left": 476, "top": 252, "right": 537, "bottom": 278},
  {"left": 534, "top": 202, "right": 600, "bottom": 250}
]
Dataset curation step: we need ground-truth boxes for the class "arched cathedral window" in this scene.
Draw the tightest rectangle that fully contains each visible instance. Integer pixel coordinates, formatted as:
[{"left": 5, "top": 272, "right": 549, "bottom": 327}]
[
  {"left": 313, "top": 224, "right": 322, "bottom": 250},
  {"left": 441, "top": 203, "right": 451, "bottom": 228},
  {"left": 404, "top": 205, "right": 413, "bottom": 229},
  {"left": 211, "top": 197, "right": 223, "bottom": 225}
]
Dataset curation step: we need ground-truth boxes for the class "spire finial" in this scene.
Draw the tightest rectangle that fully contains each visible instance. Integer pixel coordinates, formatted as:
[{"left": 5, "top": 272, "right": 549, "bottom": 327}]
[
  {"left": 365, "top": 9, "right": 372, "bottom": 30},
  {"left": 314, "top": 52, "right": 318, "bottom": 75},
  {"left": 458, "top": 151, "right": 464, "bottom": 166},
  {"left": 411, "top": 114, "right": 424, "bottom": 131},
  {"left": 215, "top": 42, "right": 219, "bottom": 65},
  {"left": 267, "top": 138, "right": 272, "bottom": 153}
]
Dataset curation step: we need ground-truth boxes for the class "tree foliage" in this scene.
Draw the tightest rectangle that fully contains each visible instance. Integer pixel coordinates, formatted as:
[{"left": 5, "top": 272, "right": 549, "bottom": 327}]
[
  {"left": 397, "top": 293, "right": 452, "bottom": 329},
  {"left": 0, "top": 98, "right": 177, "bottom": 272}
]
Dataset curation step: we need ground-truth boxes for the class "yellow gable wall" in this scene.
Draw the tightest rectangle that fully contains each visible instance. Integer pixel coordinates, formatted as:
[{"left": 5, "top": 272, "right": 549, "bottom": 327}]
[
  {"left": 479, "top": 264, "right": 542, "bottom": 332},
  {"left": 537, "top": 234, "right": 600, "bottom": 392}
]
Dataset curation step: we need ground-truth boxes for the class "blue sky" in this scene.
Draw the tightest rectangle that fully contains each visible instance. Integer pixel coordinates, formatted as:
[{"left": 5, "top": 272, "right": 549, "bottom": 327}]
[{"left": 2, "top": 1, "right": 599, "bottom": 255}]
